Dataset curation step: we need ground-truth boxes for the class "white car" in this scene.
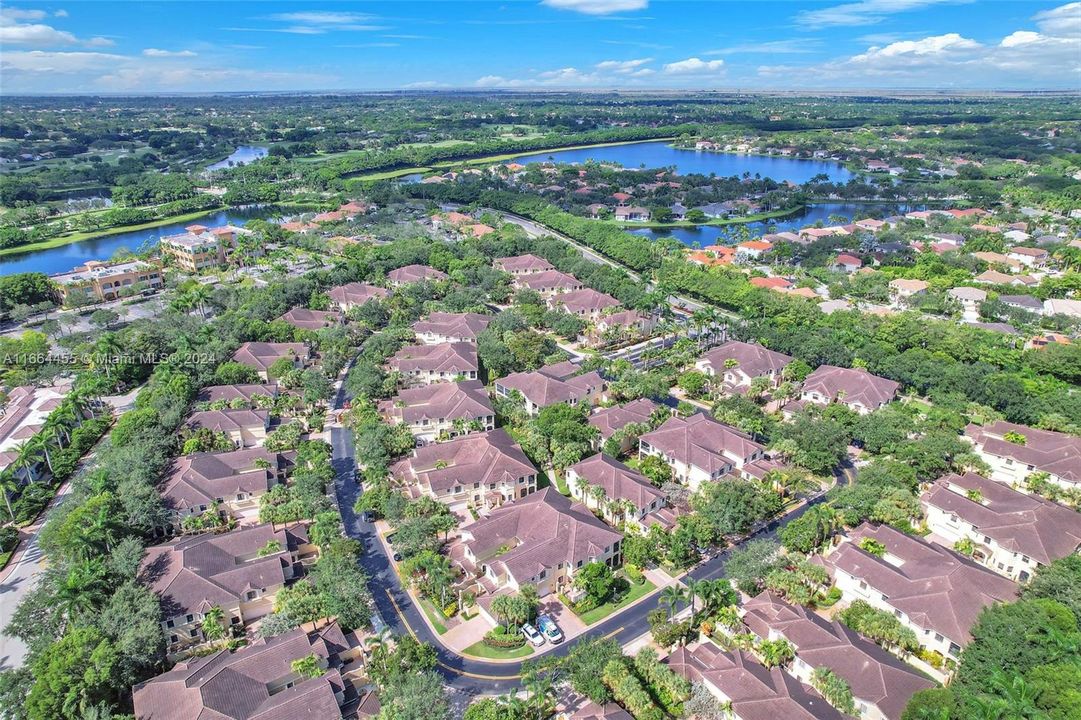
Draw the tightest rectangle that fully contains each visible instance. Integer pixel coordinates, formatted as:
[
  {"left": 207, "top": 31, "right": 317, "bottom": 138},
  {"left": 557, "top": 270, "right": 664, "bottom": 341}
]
[{"left": 521, "top": 623, "right": 545, "bottom": 647}]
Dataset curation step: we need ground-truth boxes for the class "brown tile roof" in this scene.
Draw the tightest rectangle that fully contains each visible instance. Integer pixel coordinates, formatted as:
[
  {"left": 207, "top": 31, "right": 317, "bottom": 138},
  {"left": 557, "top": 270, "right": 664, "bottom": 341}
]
[
  {"left": 742, "top": 592, "right": 936, "bottom": 719},
  {"left": 802, "top": 365, "right": 899, "bottom": 409},
  {"left": 380, "top": 380, "right": 493, "bottom": 426},
  {"left": 494, "top": 254, "right": 554, "bottom": 274},
  {"left": 699, "top": 341, "right": 793, "bottom": 379},
  {"left": 133, "top": 623, "right": 348, "bottom": 720},
  {"left": 139, "top": 524, "right": 306, "bottom": 619},
  {"left": 231, "top": 343, "right": 308, "bottom": 374},
  {"left": 327, "top": 282, "right": 389, "bottom": 308},
  {"left": 922, "top": 473, "right": 1081, "bottom": 565},
  {"left": 639, "top": 412, "right": 764, "bottom": 475},
  {"left": 667, "top": 643, "right": 844, "bottom": 720},
  {"left": 184, "top": 409, "right": 269, "bottom": 435},
  {"left": 824, "top": 523, "right": 1018, "bottom": 644},
  {"left": 393, "top": 428, "right": 535, "bottom": 495},
  {"left": 387, "top": 264, "right": 449, "bottom": 284},
  {"left": 495, "top": 363, "right": 605, "bottom": 409},
  {"left": 196, "top": 384, "right": 278, "bottom": 405},
  {"left": 411, "top": 312, "right": 492, "bottom": 342},
  {"left": 276, "top": 308, "right": 341, "bottom": 331},
  {"left": 568, "top": 453, "right": 664, "bottom": 513},
  {"left": 588, "top": 399, "right": 660, "bottom": 441},
  {"left": 550, "top": 288, "right": 620, "bottom": 315},
  {"left": 463, "top": 487, "right": 621, "bottom": 584},
  {"left": 387, "top": 342, "right": 479, "bottom": 376},
  {"left": 966, "top": 421, "right": 1081, "bottom": 485},
  {"left": 160, "top": 449, "right": 294, "bottom": 512},
  {"left": 514, "top": 269, "right": 582, "bottom": 293}
]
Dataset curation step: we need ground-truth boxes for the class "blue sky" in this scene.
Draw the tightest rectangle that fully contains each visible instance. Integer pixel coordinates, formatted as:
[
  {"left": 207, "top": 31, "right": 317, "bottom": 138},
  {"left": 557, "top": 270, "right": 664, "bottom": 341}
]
[{"left": 1, "top": 1, "right": 1078, "bottom": 93}]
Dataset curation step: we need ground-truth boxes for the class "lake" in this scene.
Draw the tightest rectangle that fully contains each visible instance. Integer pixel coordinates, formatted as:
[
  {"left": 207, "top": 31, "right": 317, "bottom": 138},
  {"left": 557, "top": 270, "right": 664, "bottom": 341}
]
[
  {"left": 0, "top": 209, "right": 274, "bottom": 277},
  {"left": 628, "top": 202, "right": 922, "bottom": 246},
  {"left": 206, "top": 146, "right": 268, "bottom": 172},
  {"left": 505, "top": 140, "right": 854, "bottom": 185}
]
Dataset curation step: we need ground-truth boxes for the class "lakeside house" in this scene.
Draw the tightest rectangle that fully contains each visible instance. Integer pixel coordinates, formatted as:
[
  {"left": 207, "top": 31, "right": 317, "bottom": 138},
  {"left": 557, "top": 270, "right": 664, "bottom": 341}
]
[
  {"left": 327, "top": 282, "right": 389, "bottom": 312},
  {"left": 140, "top": 523, "right": 315, "bottom": 650},
  {"left": 920, "top": 472, "right": 1081, "bottom": 582},
  {"left": 639, "top": 412, "right": 766, "bottom": 492},
  {"left": 391, "top": 428, "right": 537, "bottom": 512},
  {"left": 494, "top": 361, "right": 606, "bottom": 416},
  {"left": 160, "top": 224, "right": 253, "bottom": 272},
  {"left": 412, "top": 312, "right": 492, "bottom": 344},
  {"left": 964, "top": 420, "right": 1081, "bottom": 492},
  {"left": 741, "top": 592, "right": 936, "bottom": 720},
  {"left": 386, "top": 342, "right": 479, "bottom": 386},
  {"left": 51, "top": 259, "right": 163, "bottom": 305},
  {"left": 821, "top": 522, "right": 1018, "bottom": 661},
  {"left": 379, "top": 379, "right": 495, "bottom": 445},
  {"left": 456, "top": 487, "right": 622, "bottom": 598},
  {"left": 799, "top": 365, "right": 899, "bottom": 415}
]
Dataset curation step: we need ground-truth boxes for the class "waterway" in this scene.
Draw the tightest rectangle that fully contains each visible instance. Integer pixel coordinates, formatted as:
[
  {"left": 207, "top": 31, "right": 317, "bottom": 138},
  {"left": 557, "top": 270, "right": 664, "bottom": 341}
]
[
  {"left": 629, "top": 202, "right": 922, "bottom": 246},
  {"left": 0, "top": 209, "right": 274, "bottom": 277},
  {"left": 206, "top": 146, "right": 268, "bottom": 172},
  {"left": 504, "top": 140, "right": 854, "bottom": 185}
]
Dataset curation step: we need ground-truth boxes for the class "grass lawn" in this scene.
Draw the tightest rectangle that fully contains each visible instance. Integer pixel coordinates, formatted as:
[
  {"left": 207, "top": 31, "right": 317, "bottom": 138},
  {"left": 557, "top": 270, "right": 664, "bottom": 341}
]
[
  {"left": 348, "top": 166, "right": 432, "bottom": 181},
  {"left": 0, "top": 549, "right": 13, "bottom": 572},
  {"left": 578, "top": 578, "right": 657, "bottom": 625},
  {"left": 461, "top": 639, "right": 535, "bottom": 660},
  {"left": 418, "top": 598, "right": 449, "bottom": 635}
]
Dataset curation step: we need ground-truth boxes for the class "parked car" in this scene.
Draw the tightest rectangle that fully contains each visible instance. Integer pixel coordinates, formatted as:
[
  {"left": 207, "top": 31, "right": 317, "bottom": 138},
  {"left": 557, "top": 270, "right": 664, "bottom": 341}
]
[
  {"left": 537, "top": 614, "right": 563, "bottom": 644},
  {"left": 385, "top": 533, "right": 396, "bottom": 545},
  {"left": 392, "top": 551, "right": 402, "bottom": 562},
  {"left": 521, "top": 623, "right": 545, "bottom": 647}
]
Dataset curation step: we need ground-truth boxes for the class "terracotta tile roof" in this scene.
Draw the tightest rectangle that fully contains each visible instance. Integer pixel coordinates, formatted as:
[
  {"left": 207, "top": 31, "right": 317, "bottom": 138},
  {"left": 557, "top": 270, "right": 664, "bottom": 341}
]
[
  {"left": 567, "top": 453, "right": 664, "bottom": 513},
  {"left": 514, "top": 269, "right": 582, "bottom": 293},
  {"left": 495, "top": 362, "right": 604, "bottom": 409},
  {"left": 160, "top": 448, "right": 293, "bottom": 512},
  {"left": 387, "top": 342, "right": 478, "bottom": 376},
  {"left": 184, "top": 408, "right": 269, "bottom": 435},
  {"left": 380, "top": 380, "right": 493, "bottom": 426},
  {"left": 750, "top": 276, "right": 792, "bottom": 289},
  {"left": 802, "top": 365, "right": 898, "bottom": 409},
  {"left": 276, "top": 308, "right": 341, "bottom": 331},
  {"left": 327, "top": 282, "right": 389, "bottom": 308},
  {"left": 588, "top": 399, "right": 660, "bottom": 440},
  {"left": 824, "top": 523, "right": 1018, "bottom": 644},
  {"left": 231, "top": 343, "right": 308, "bottom": 374},
  {"left": 698, "top": 341, "right": 792, "bottom": 379},
  {"left": 394, "top": 428, "right": 535, "bottom": 495},
  {"left": 412, "top": 312, "right": 492, "bottom": 342},
  {"left": 550, "top": 288, "right": 620, "bottom": 315},
  {"left": 966, "top": 421, "right": 1081, "bottom": 485},
  {"left": 387, "top": 264, "right": 448, "bottom": 284},
  {"left": 639, "top": 412, "right": 764, "bottom": 475},
  {"left": 494, "top": 254, "right": 554, "bottom": 274},
  {"left": 196, "top": 384, "right": 278, "bottom": 405}
]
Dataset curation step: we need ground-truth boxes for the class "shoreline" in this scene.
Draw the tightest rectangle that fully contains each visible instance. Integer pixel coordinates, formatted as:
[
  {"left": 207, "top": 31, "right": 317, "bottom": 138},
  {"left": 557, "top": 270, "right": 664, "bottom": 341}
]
[{"left": 613, "top": 204, "right": 805, "bottom": 229}]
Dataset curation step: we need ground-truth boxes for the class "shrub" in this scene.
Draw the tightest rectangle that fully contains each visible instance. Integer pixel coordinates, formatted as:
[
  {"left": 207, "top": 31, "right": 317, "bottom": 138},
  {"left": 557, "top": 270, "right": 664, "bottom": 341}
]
[
  {"left": 483, "top": 627, "right": 525, "bottom": 649},
  {"left": 0, "top": 525, "right": 18, "bottom": 552},
  {"left": 625, "top": 564, "right": 645, "bottom": 585}
]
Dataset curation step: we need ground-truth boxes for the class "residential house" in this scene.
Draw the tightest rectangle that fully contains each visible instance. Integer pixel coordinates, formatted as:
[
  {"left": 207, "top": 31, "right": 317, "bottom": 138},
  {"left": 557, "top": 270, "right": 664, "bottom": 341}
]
[
  {"left": 821, "top": 523, "right": 1018, "bottom": 660},
  {"left": 667, "top": 643, "right": 846, "bottom": 720},
  {"left": 566, "top": 453, "right": 666, "bottom": 529},
  {"left": 386, "top": 342, "right": 479, "bottom": 385},
  {"left": 196, "top": 383, "right": 278, "bottom": 407},
  {"left": 458, "top": 487, "right": 622, "bottom": 598},
  {"left": 391, "top": 428, "right": 537, "bottom": 511},
  {"left": 741, "top": 592, "right": 936, "bottom": 720},
  {"left": 737, "top": 240, "right": 774, "bottom": 261},
  {"left": 494, "top": 254, "right": 555, "bottom": 276},
  {"left": 614, "top": 206, "right": 650, "bottom": 222},
  {"left": 587, "top": 204, "right": 608, "bottom": 219},
  {"left": 1003, "top": 230, "right": 1032, "bottom": 243},
  {"left": 831, "top": 254, "right": 863, "bottom": 273},
  {"left": 1044, "top": 298, "right": 1081, "bottom": 318},
  {"left": 548, "top": 288, "right": 620, "bottom": 321},
  {"left": 588, "top": 398, "right": 662, "bottom": 453},
  {"left": 276, "top": 308, "right": 341, "bottom": 332},
  {"left": 51, "top": 260, "right": 163, "bottom": 305},
  {"left": 695, "top": 341, "right": 793, "bottom": 393},
  {"left": 974, "top": 270, "right": 1037, "bottom": 287},
  {"left": 159, "top": 448, "right": 294, "bottom": 528},
  {"left": 0, "top": 382, "right": 73, "bottom": 483},
  {"left": 670, "top": 202, "right": 688, "bottom": 220},
  {"left": 379, "top": 379, "right": 495, "bottom": 445},
  {"left": 140, "top": 524, "right": 315, "bottom": 649},
  {"left": 855, "top": 218, "right": 889, "bottom": 233},
  {"left": 232, "top": 342, "right": 310, "bottom": 381},
  {"left": 972, "top": 251, "right": 1022, "bottom": 270},
  {"left": 593, "top": 310, "right": 657, "bottom": 342},
  {"left": 1026, "top": 332, "right": 1071, "bottom": 350},
  {"left": 964, "top": 420, "right": 1081, "bottom": 492},
  {"left": 513, "top": 269, "right": 583, "bottom": 296},
  {"left": 999, "top": 295, "right": 1044, "bottom": 314},
  {"left": 386, "top": 264, "right": 449, "bottom": 287},
  {"left": 750, "top": 276, "right": 792, "bottom": 291},
  {"left": 494, "top": 361, "right": 606, "bottom": 416},
  {"left": 327, "top": 282, "right": 389, "bottom": 312},
  {"left": 184, "top": 409, "right": 270, "bottom": 448},
  {"left": 800, "top": 366, "right": 899, "bottom": 414},
  {"left": 133, "top": 622, "right": 358, "bottom": 720},
  {"left": 888, "top": 279, "right": 928, "bottom": 300},
  {"left": 160, "top": 224, "right": 253, "bottom": 272},
  {"left": 921, "top": 472, "right": 1081, "bottom": 582},
  {"left": 1007, "top": 247, "right": 1048, "bottom": 268},
  {"left": 948, "top": 286, "right": 987, "bottom": 320},
  {"left": 412, "top": 312, "right": 492, "bottom": 344},
  {"left": 639, "top": 413, "right": 766, "bottom": 492}
]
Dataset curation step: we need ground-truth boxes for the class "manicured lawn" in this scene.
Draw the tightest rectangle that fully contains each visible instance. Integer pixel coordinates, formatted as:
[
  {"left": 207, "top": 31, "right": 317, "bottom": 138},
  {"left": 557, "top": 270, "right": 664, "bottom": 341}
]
[
  {"left": 461, "top": 639, "right": 535, "bottom": 660},
  {"left": 418, "top": 598, "right": 449, "bottom": 635},
  {"left": 0, "top": 549, "right": 13, "bottom": 572},
  {"left": 578, "top": 578, "right": 657, "bottom": 625},
  {"left": 348, "top": 166, "right": 432, "bottom": 181}
]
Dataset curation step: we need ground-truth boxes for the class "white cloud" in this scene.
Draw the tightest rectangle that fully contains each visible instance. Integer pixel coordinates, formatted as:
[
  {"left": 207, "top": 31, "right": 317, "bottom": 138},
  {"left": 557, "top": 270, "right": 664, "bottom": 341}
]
[
  {"left": 662, "top": 57, "right": 724, "bottom": 75},
  {"left": 541, "top": 0, "right": 648, "bottom": 16},
  {"left": 796, "top": 0, "right": 964, "bottom": 28},
  {"left": 143, "top": 48, "right": 197, "bottom": 57},
  {"left": 269, "top": 11, "right": 377, "bottom": 24},
  {"left": 53, "top": 9, "right": 68, "bottom": 17},
  {"left": 403, "top": 80, "right": 449, "bottom": 89},
  {"left": 0, "top": 8, "right": 113, "bottom": 47},
  {"left": 595, "top": 57, "right": 652, "bottom": 73},
  {"left": 706, "top": 39, "right": 818, "bottom": 56},
  {"left": 1034, "top": 1, "right": 1081, "bottom": 35}
]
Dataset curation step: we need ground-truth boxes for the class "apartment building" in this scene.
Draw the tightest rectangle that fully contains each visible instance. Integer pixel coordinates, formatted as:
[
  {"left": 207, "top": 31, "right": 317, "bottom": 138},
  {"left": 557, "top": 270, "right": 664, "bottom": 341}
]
[
  {"left": 566, "top": 453, "right": 666, "bottom": 529},
  {"left": 639, "top": 412, "right": 766, "bottom": 492},
  {"left": 964, "top": 420, "right": 1081, "bottom": 492},
  {"left": 379, "top": 379, "right": 495, "bottom": 444},
  {"left": 799, "top": 365, "right": 899, "bottom": 415},
  {"left": 386, "top": 342, "right": 479, "bottom": 386},
  {"left": 695, "top": 341, "right": 793, "bottom": 393},
  {"left": 51, "top": 259, "right": 162, "bottom": 304}
]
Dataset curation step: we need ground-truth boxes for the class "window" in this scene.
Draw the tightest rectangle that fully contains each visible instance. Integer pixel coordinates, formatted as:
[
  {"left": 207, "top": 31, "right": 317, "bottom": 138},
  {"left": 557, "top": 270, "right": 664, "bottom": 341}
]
[
  {"left": 246, "top": 590, "right": 257, "bottom": 601},
  {"left": 186, "top": 614, "right": 194, "bottom": 623},
  {"left": 166, "top": 619, "right": 174, "bottom": 628}
]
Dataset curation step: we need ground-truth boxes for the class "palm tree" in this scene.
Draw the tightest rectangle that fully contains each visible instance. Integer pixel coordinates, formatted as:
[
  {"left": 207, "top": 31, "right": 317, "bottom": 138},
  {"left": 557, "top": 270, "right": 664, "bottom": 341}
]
[
  {"left": 28, "top": 434, "right": 57, "bottom": 476},
  {"left": 759, "top": 638, "right": 795, "bottom": 668},
  {"left": 686, "top": 578, "right": 703, "bottom": 616},
  {"left": 660, "top": 584, "right": 687, "bottom": 620},
  {"left": 364, "top": 628, "right": 394, "bottom": 672},
  {"left": 716, "top": 605, "right": 741, "bottom": 631},
  {"left": 55, "top": 560, "right": 107, "bottom": 621},
  {"left": 0, "top": 471, "right": 19, "bottom": 521},
  {"left": 188, "top": 283, "right": 212, "bottom": 319},
  {"left": 92, "top": 334, "right": 123, "bottom": 381},
  {"left": 11, "top": 441, "right": 41, "bottom": 484}
]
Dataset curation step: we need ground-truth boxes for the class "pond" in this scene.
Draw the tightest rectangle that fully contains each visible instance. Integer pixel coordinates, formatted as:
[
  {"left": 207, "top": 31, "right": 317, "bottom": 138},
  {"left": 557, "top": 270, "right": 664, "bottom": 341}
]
[
  {"left": 206, "top": 146, "right": 269, "bottom": 172},
  {"left": 504, "top": 140, "right": 854, "bottom": 185},
  {"left": 0, "top": 208, "right": 277, "bottom": 277},
  {"left": 628, "top": 202, "right": 923, "bottom": 246}
]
